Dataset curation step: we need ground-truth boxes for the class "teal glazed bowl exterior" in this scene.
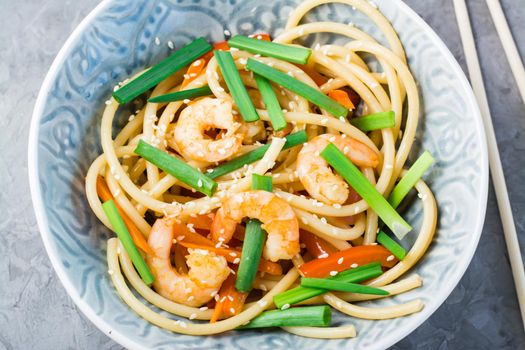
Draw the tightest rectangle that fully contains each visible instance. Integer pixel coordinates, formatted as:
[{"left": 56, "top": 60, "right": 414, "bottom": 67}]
[{"left": 28, "top": 0, "right": 488, "bottom": 349}]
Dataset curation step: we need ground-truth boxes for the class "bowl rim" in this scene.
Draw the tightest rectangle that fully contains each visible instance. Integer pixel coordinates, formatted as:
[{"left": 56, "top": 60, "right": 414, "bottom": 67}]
[{"left": 28, "top": 0, "right": 489, "bottom": 349}]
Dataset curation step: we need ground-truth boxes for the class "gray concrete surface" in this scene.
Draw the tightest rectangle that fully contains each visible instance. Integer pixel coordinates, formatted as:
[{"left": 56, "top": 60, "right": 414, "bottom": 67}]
[{"left": 0, "top": 0, "right": 524, "bottom": 349}]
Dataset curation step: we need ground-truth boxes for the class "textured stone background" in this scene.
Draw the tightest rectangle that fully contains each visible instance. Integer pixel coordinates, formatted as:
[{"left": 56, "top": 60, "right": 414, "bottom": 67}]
[{"left": 0, "top": 0, "right": 524, "bottom": 349}]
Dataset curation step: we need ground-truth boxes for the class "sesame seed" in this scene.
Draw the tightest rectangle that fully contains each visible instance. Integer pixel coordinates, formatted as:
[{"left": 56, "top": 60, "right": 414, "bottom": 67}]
[
  {"left": 329, "top": 270, "right": 338, "bottom": 276},
  {"left": 199, "top": 306, "right": 209, "bottom": 311},
  {"left": 259, "top": 284, "right": 268, "bottom": 291},
  {"left": 187, "top": 296, "right": 194, "bottom": 301},
  {"left": 233, "top": 257, "right": 241, "bottom": 264},
  {"left": 197, "top": 179, "right": 203, "bottom": 187},
  {"left": 105, "top": 100, "right": 111, "bottom": 105},
  {"left": 108, "top": 269, "right": 114, "bottom": 275},
  {"left": 154, "top": 37, "right": 160, "bottom": 45},
  {"left": 167, "top": 40, "right": 174, "bottom": 49},
  {"left": 337, "top": 257, "right": 344, "bottom": 265},
  {"left": 387, "top": 255, "right": 395, "bottom": 262},
  {"left": 229, "top": 307, "right": 235, "bottom": 314},
  {"left": 350, "top": 263, "right": 358, "bottom": 268},
  {"left": 189, "top": 313, "right": 197, "bottom": 320},
  {"left": 333, "top": 203, "right": 342, "bottom": 209},
  {"left": 320, "top": 217, "right": 327, "bottom": 224},
  {"left": 224, "top": 29, "right": 231, "bottom": 36},
  {"left": 281, "top": 303, "right": 291, "bottom": 310},
  {"left": 319, "top": 253, "right": 329, "bottom": 258}
]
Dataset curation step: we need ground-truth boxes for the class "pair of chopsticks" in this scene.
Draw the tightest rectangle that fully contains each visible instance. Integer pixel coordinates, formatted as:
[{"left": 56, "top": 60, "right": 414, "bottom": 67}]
[{"left": 453, "top": 0, "right": 525, "bottom": 330}]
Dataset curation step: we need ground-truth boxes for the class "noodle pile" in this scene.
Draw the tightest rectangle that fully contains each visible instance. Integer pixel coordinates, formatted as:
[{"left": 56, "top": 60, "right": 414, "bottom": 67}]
[{"left": 85, "top": 0, "right": 437, "bottom": 339}]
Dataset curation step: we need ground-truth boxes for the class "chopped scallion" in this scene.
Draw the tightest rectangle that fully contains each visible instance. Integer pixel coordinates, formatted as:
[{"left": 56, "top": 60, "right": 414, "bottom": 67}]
[
  {"left": 214, "top": 50, "right": 259, "bottom": 122},
  {"left": 301, "top": 278, "right": 389, "bottom": 295},
  {"left": 113, "top": 37, "right": 212, "bottom": 104},
  {"left": 251, "top": 174, "right": 273, "bottom": 192},
  {"left": 134, "top": 140, "right": 217, "bottom": 196},
  {"left": 148, "top": 86, "right": 212, "bottom": 103},
  {"left": 273, "top": 262, "right": 382, "bottom": 308},
  {"left": 254, "top": 74, "right": 287, "bottom": 131},
  {"left": 235, "top": 174, "right": 273, "bottom": 292},
  {"left": 388, "top": 151, "right": 435, "bottom": 208},
  {"left": 377, "top": 231, "right": 406, "bottom": 260},
  {"left": 321, "top": 143, "right": 412, "bottom": 239},
  {"left": 228, "top": 35, "right": 311, "bottom": 64},
  {"left": 102, "top": 200, "right": 154, "bottom": 285},
  {"left": 235, "top": 220, "right": 265, "bottom": 292},
  {"left": 350, "top": 111, "right": 395, "bottom": 132},
  {"left": 237, "top": 305, "right": 331, "bottom": 329},
  {"left": 246, "top": 58, "right": 348, "bottom": 118}
]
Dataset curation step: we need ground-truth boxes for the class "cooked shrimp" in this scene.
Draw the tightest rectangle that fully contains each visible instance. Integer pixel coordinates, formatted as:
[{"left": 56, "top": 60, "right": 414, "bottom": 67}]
[
  {"left": 172, "top": 97, "right": 243, "bottom": 163},
  {"left": 211, "top": 190, "right": 300, "bottom": 262},
  {"left": 297, "top": 133, "right": 379, "bottom": 205},
  {"left": 146, "top": 218, "right": 230, "bottom": 307},
  {"left": 238, "top": 119, "right": 267, "bottom": 144}
]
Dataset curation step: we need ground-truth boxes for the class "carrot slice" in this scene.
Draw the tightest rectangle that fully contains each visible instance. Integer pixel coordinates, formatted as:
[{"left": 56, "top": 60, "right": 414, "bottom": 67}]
[
  {"left": 187, "top": 214, "right": 214, "bottom": 231},
  {"left": 173, "top": 223, "right": 214, "bottom": 246},
  {"left": 96, "top": 176, "right": 153, "bottom": 255},
  {"left": 211, "top": 274, "right": 248, "bottom": 322},
  {"left": 181, "top": 58, "right": 207, "bottom": 88},
  {"left": 202, "top": 41, "right": 230, "bottom": 62},
  {"left": 249, "top": 33, "right": 272, "bottom": 41},
  {"left": 178, "top": 241, "right": 282, "bottom": 276},
  {"left": 299, "top": 245, "right": 398, "bottom": 278},
  {"left": 182, "top": 41, "right": 232, "bottom": 87},
  {"left": 300, "top": 230, "right": 337, "bottom": 258},
  {"left": 328, "top": 89, "right": 355, "bottom": 110},
  {"left": 297, "top": 64, "right": 329, "bottom": 86}
]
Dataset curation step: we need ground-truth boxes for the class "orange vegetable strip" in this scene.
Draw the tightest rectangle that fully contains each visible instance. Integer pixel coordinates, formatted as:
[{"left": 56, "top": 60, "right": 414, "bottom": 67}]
[
  {"left": 187, "top": 214, "right": 214, "bottom": 231},
  {"left": 210, "top": 295, "right": 224, "bottom": 323},
  {"left": 300, "top": 230, "right": 337, "bottom": 258},
  {"left": 173, "top": 223, "right": 214, "bottom": 246},
  {"left": 210, "top": 274, "right": 248, "bottom": 322},
  {"left": 178, "top": 241, "right": 282, "bottom": 276},
  {"left": 249, "top": 33, "right": 272, "bottom": 41},
  {"left": 328, "top": 89, "right": 355, "bottom": 110},
  {"left": 181, "top": 58, "right": 207, "bottom": 88},
  {"left": 299, "top": 245, "right": 398, "bottom": 278},
  {"left": 297, "top": 64, "right": 329, "bottom": 86},
  {"left": 96, "top": 176, "right": 153, "bottom": 255},
  {"left": 202, "top": 41, "right": 230, "bottom": 62},
  {"left": 219, "top": 274, "right": 249, "bottom": 318}
]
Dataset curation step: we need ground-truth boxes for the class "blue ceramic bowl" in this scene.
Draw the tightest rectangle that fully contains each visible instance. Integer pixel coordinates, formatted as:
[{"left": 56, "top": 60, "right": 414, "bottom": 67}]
[{"left": 28, "top": 0, "right": 488, "bottom": 349}]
